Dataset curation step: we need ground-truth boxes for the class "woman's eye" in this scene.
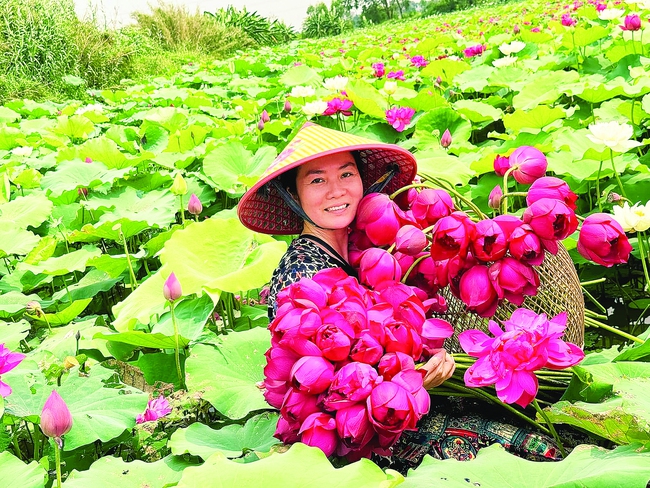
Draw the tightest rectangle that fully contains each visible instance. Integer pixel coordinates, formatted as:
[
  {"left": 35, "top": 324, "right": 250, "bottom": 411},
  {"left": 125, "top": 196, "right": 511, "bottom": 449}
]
[
  {"left": 310, "top": 177, "right": 325, "bottom": 184},
  {"left": 342, "top": 172, "right": 355, "bottom": 178}
]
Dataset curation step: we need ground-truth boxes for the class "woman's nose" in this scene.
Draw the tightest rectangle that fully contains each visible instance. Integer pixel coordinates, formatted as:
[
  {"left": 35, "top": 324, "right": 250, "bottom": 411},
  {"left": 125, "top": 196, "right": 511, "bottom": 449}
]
[{"left": 326, "top": 180, "right": 346, "bottom": 198}]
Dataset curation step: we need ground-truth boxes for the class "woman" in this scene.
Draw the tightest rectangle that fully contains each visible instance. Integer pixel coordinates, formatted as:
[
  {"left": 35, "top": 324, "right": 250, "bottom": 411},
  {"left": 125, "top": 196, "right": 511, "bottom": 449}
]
[{"left": 238, "top": 122, "right": 565, "bottom": 469}]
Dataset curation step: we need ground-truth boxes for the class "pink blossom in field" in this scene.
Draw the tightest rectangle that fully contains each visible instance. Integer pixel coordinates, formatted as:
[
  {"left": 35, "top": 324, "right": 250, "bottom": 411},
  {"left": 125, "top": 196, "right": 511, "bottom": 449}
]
[
  {"left": 136, "top": 396, "right": 172, "bottom": 424},
  {"left": 385, "top": 106, "right": 415, "bottom": 132},
  {"left": 387, "top": 70, "right": 406, "bottom": 81},
  {"left": 463, "top": 44, "right": 486, "bottom": 57},
  {"left": 0, "top": 344, "right": 25, "bottom": 397},
  {"left": 410, "top": 55, "right": 428, "bottom": 68},
  {"left": 323, "top": 97, "right": 353, "bottom": 117},
  {"left": 561, "top": 13, "right": 577, "bottom": 26}
]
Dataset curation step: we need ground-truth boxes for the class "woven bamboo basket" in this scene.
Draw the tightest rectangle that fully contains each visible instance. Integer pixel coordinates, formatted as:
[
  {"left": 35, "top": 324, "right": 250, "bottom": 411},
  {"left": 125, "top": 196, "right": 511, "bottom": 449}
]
[{"left": 442, "top": 243, "right": 585, "bottom": 353}]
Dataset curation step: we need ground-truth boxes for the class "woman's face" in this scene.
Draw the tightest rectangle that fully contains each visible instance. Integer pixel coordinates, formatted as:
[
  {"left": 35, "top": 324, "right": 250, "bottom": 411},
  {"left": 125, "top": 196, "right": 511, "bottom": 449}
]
[{"left": 295, "top": 151, "right": 363, "bottom": 230}]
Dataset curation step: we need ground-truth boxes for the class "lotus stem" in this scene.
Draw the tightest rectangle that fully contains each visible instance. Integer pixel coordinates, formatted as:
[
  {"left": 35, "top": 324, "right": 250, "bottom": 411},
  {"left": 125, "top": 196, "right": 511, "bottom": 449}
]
[
  {"left": 170, "top": 302, "right": 186, "bottom": 390},
  {"left": 179, "top": 195, "right": 186, "bottom": 225},
  {"left": 401, "top": 254, "right": 428, "bottom": 283},
  {"left": 532, "top": 398, "right": 567, "bottom": 458},
  {"left": 421, "top": 173, "right": 487, "bottom": 219},
  {"left": 54, "top": 441, "right": 62, "bottom": 488},
  {"left": 584, "top": 316, "right": 644, "bottom": 344},
  {"left": 580, "top": 278, "right": 606, "bottom": 286},
  {"left": 636, "top": 231, "right": 650, "bottom": 293},
  {"left": 119, "top": 229, "right": 138, "bottom": 290},
  {"left": 609, "top": 148, "right": 627, "bottom": 198},
  {"left": 501, "top": 166, "right": 517, "bottom": 215},
  {"left": 389, "top": 182, "right": 434, "bottom": 200}
]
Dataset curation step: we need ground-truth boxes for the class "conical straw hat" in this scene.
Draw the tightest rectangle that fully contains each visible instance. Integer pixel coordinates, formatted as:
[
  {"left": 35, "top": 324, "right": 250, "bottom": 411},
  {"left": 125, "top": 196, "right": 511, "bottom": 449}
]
[{"left": 238, "top": 122, "right": 418, "bottom": 234}]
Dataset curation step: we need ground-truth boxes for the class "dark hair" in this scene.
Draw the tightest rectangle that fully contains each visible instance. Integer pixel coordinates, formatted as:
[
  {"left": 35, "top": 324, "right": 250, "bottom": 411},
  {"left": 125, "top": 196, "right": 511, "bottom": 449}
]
[{"left": 278, "top": 151, "right": 364, "bottom": 194}]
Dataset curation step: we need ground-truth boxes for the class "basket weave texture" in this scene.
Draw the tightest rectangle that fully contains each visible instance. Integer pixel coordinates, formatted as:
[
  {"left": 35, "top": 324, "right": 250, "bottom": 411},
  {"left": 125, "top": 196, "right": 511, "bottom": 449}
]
[{"left": 442, "top": 243, "right": 585, "bottom": 354}]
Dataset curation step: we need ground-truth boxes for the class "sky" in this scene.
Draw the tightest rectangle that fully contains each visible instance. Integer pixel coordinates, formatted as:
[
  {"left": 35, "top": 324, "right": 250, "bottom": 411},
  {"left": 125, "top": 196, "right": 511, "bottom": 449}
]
[{"left": 74, "top": 0, "right": 326, "bottom": 29}]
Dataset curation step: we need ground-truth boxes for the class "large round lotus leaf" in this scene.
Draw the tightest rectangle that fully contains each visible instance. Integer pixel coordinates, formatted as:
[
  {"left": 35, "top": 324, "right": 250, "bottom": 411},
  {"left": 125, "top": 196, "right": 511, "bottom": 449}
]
[
  {"left": 19, "top": 245, "right": 101, "bottom": 276},
  {"left": 0, "top": 193, "right": 53, "bottom": 229},
  {"left": 0, "top": 452, "right": 47, "bottom": 488},
  {"left": 112, "top": 217, "right": 286, "bottom": 331},
  {"left": 0, "top": 224, "right": 40, "bottom": 258},
  {"left": 176, "top": 442, "right": 403, "bottom": 488},
  {"left": 40, "top": 160, "right": 129, "bottom": 197},
  {"left": 85, "top": 187, "right": 176, "bottom": 228},
  {"left": 185, "top": 327, "right": 269, "bottom": 420},
  {"left": 63, "top": 455, "right": 190, "bottom": 488},
  {"left": 202, "top": 142, "right": 276, "bottom": 193},
  {"left": 400, "top": 444, "right": 650, "bottom": 488}
]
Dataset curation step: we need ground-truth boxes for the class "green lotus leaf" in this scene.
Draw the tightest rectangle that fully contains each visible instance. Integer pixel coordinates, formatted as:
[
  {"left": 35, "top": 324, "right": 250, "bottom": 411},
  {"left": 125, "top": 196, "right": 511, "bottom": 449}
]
[
  {"left": 613, "top": 339, "right": 650, "bottom": 362},
  {"left": 53, "top": 115, "right": 94, "bottom": 139},
  {"left": 279, "top": 64, "right": 320, "bottom": 86},
  {"left": 202, "top": 142, "right": 277, "bottom": 193},
  {"left": 452, "top": 99, "right": 503, "bottom": 124},
  {"left": 0, "top": 194, "right": 53, "bottom": 229},
  {"left": 400, "top": 90, "right": 449, "bottom": 112},
  {"left": 503, "top": 105, "right": 566, "bottom": 132},
  {"left": 76, "top": 136, "right": 128, "bottom": 169},
  {"left": 185, "top": 328, "right": 270, "bottom": 419},
  {"left": 68, "top": 219, "right": 151, "bottom": 243},
  {"left": 417, "top": 151, "right": 475, "bottom": 187},
  {"left": 34, "top": 317, "right": 111, "bottom": 359},
  {"left": 0, "top": 452, "right": 47, "bottom": 488},
  {"left": 414, "top": 107, "right": 473, "bottom": 145},
  {"left": 19, "top": 245, "right": 101, "bottom": 276},
  {"left": 85, "top": 187, "right": 176, "bottom": 228},
  {"left": 63, "top": 455, "right": 188, "bottom": 488},
  {"left": 40, "top": 160, "right": 129, "bottom": 197},
  {"left": 345, "top": 80, "right": 389, "bottom": 119},
  {"left": 32, "top": 299, "right": 93, "bottom": 326},
  {"left": 152, "top": 293, "right": 214, "bottom": 341},
  {"left": 400, "top": 443, "right": 650, "bottom": 488},
  {"left": 165, "top": 126, "right": 207, "bottom": 152},
  {"left": 562, "top": 25, "right": 610, "bottom": 49},
  {"left": 454, "top": 65, "right": 495, "bottom": 92},
  {"left": 11, "top": 168, "right": 42, "bottom": 189},
  {"left": 132, "top": 107, "right": 189, "bottom": 132},
  {"left": 0, "top": 127, "right": 23, "bottom": 150},
  {"left": 169, "top": 412, "right": 280, "bottom": 459},
  {"left": 140, "top": 124, "right": 169, "bottom": 154},
  {"left": 131, "top": 352, "right": 181, "bottom": 389},
  {"left": 0, "top": 319, "right": 30, "bottom": 350},
  {"left": 512, "top": 71, "right": 579, "bottom": 110},
  {"left": 0, "top": 107, "right": 20, "bottom": 124},
  {"left": 0, "top": 290, "right": 40, "bottom": 318},
  {"left": 95, "top": 330, "right": 191, "bottom": 349},
  {"left": 51, "top": 269, "right": 122, "bottom": 302},
  {"left": 0, "top": 223, "right": 40, "bottom": 258},
  {"left": 176, "top": 442, "right": 402, "bottom": 488},
  {"left": 421, "top": 58, "right": 470, "bottom": 83}
]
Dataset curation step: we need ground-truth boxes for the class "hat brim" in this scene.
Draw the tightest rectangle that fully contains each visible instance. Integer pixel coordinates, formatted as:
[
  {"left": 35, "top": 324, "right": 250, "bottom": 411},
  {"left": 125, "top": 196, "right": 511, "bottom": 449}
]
[{"left": 238, "top": 140, "right": 417, "bottom": 235}]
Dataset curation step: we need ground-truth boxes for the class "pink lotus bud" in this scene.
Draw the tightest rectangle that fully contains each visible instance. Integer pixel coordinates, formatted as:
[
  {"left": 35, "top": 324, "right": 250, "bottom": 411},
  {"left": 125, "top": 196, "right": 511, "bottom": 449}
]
[
  {"left": 527, "top": 176, "right": 577, "bottom": 210},
  {"left": 391, "top": 370, "right": 429, "bottom": 417},
  {"left": 283, "top": 99, "right": 292, "bottom": 112},
  {"left": 290, "top": 356, "right": 334, "bottom": 394},
  {"left": 509, "top": 146, "right": 547, "bottom": 184},
  {"left": 136, "top": 395, "right": 172, "bottom": 424},
  {"left": 280, "top": 388, "right": 320, "bottom": 424},
  {"left": 275, "top": 416, "right": 300, "bottom": 444},
  {"left": 488, "top": 185, "right": 502, "bottom": 209},
  {"left": 489, "top": 257, "right": 540, "bottom": 306},
  {"left": 356, "top": 193, "right": 403, "bottom": 246},
  {"left": 77, "top": 187, "right": 88, "bottom": 198},
  {"left": 40, "top": 390, "right": 73, "bottom": 447},
  {"left": 25, "top": 300, "right": 44, "bottom": 317},
  {"left": 384, "top": 321, "right": 423, "bottom": 359},
  {"left": 430, "top": 212, "right": 475, "bottom": 260},
  {"left": 513, "top": 24, "right": 520, "bottom": 33},
  {"left": 421, "top": 318, "right": 454, "bottom": 357},
  {"left": 458, "top": 265, "right": 499, "bottom": 317},
  {"left": 335, "top": 404, "right": 375, "bottom": 455},
  {"left": 471, "top": 219, "right": 508, "bottom": 262},
  {"left": 163, "top": 272, "right": 182, "bottom": 302},
  {"left": 493, "top": 155, "right": 511, "bottom": 176},
  {"left": 493, "top": 214, "right": 524, "bottom": 238},
  {"left": 621, "top": 14, "right": 641, "bottom": 31},
  {"left": 508, "top": 224, "right": 545, "bottom": 266},
  {"left": 359, "top": 248, "right": 402, "bottom": 288},
  {"left": 261, "top": 109, "right": 271, "bottom": 123},
  {"left": 378, "top": 352, "right": 416, "bottom": 381},
  {"left": 350, "top": 332, "right": 384, "bottom": 365},
  {"left": 323, "top": 362, "right": 380, "bottom": 410},
  {"left": 372, "top": 62, "right": 385, "bottom": 78},
  {"left": 411, "top": 189, "right": 455, "bottom": 228},
  {"left": 395, "top": 225, "right": 428, "bottom": 256},
  {"left": 299, "top": 412, "right": 338, "bottom": 457},
  {"left": 367, "top": 381, "right": 417, "bottom": 436},
  {"left": 314, "top": 309, "right": 355, "bottom": 361},
  {"left": 440, "top": 129, "right": 452, "bottom": 148},
  {"left": 561, "top": 13, "right": 577, "bottom": 26},
  {"left": 577, "top": 213, "right": 632, "bottom": 267},
  {"left": 523, "top": 198, "right": 578, "bottom": 242},
  {"left": 84, "top": 157, "right": 93, "bottom": 164},
  {"left": 436, "top": 75, "right": 443, "bottom": 85},
  {"left": 187, "top": 193, "right": 203, "bottom": 215},
  {"left": 257, "top": 118, "right": 265, "bottom": 131}
]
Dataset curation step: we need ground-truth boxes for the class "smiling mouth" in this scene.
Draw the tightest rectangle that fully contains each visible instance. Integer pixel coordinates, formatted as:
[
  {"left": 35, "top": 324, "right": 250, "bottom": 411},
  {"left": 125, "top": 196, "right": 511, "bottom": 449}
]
[{"left": 325, "top": 204, "right": 349, "bottom": 212}]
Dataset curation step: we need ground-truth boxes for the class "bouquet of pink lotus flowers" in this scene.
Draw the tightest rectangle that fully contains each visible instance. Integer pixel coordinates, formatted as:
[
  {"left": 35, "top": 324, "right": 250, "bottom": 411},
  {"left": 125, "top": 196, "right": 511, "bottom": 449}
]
[{"left": 262, "top": 268, "right": 454, "bottom": 461}]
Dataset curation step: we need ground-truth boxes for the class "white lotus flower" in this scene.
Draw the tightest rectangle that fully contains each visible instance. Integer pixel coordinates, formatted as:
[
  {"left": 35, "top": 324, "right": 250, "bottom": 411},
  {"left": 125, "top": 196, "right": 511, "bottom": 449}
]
[
  {"left": 323, "top": 76, "right": 348, "bottom": 91},
  {"left": 613, "top": 201, "right": 650, "bottom": 232},
  {"left": 383, "top": 81, "right": 398, "bottom": 95},
  {"left": 499, "top": 41, "right": 526, "bottom": 56},
  {"left": 586, "top": 121, "right": 642, "bottom": 152},
  {"left": 303, "top": 100, "right": 328, "bottom": 116},
  {"left": 12, "top": 146, "right": 33, "bottom": 157},
  {"left": 598, "top": 8, "right": 625, "bottom": 20},
  {"left": 290, "top": 85, "right": 315, "bottom": 98},
  {"left": 234, "top": 105, "right": 244, "bottom": 112},
  {"left": 75, "top": 103, "right": 103, "bottom": 115},
  {"left": 493, "top": 56, "right": 518, "bottom": 67},
  {"left": 635, "top": 0, "right": 650, "bottom": 9}
]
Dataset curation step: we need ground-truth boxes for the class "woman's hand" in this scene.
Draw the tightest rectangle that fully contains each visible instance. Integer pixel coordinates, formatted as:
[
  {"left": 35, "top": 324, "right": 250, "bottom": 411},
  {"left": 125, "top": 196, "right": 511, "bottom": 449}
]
[{"left": 420, "top": 349, "right": 456, "bottom": 389}]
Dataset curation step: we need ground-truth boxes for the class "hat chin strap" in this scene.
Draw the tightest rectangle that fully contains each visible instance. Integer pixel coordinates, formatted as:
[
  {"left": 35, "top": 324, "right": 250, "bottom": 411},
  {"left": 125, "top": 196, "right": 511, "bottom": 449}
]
[{"left": 270, "top": 165, "right": 399, "bottom": 231}]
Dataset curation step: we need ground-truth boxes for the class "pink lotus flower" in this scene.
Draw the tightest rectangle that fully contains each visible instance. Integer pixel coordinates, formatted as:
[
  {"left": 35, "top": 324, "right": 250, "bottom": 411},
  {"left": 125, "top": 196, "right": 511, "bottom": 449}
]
[
  {"left": 261, "top": 109, "right": 270, "bottom": 123},
  {"left": 561, "top": 13, "right": 577, "bottom": 26},
  {"left": 187, "top": 193, "right": 203, "bottom": 215},
  {"left": 257, "top": 119, "right": 265, "bottom": 131},
  {"left": 356, "top": 193, "right": 403, "bottom": 246},
  {"left": 523, "top": 198, "right": 579, "bottom": 250},
  {"left": 531, "top": 27, "right": 541, "bottom": 32},
  {"left": 430, "top": 212, "right": 476, "bottom": 260},
  {"left": 458, "top": 265, "right": 499, "bottom": 317},
  {"left": 350, "top": 331, "right": 384, "bottom": 365},
  {"left": 595, "top": 2, "right": 606, "bottom": 10},
  {"left": 493, "top": 155, "right": 511, "bottom": 176},
  {"left": 378, "top": 352, "right": 416, "bottom": 381},
  {"left": 385, "top": 107, "right": 415, "bottom": 132},
  {"left": 421, "top": 318, "right": 454, "bottom": 357},
  {"left": 367, "top": 381, "right": 417, "bottom": 442},
  {"left": 359, "top": 248, "right": 402, "bottom": 288},
  {"left": 0, "top": 344, "right": 25, "bottom": 397},
  {"left": 314, "top": 310, "right": 355, "bottom": 361},
  {"left": 299, "top": 412, "right": 339, "bottom": 457},
  {"left": 136, "top": 395, "right": 172, "bottom": 424},
  {"left": 488, "top": 185, "right": 503, "bottom": 209},
  {"left": 410, "top": 55, "right": 428, "bottom": 67},
  {"left": 280, "top": 388, "right": 320, "bottom": 424},
  {"left": 323, "top": 362, "right": 380, "bottom": 410},
  {"left": 290, "top": 356, "right": 335, "bottom": 394},
  {"left": 163, "top": 272, "right": 182, "bottom": 302},
  {"left": 384, "top": 321, "right": 423, "bottom": 359},
  {"left": 275, "top": 416, "right": 300, "bottom": 444},
  {"left": 527, "top": 176, "right": 578, "bottom": 210},
  {"left": 493, "top": 214, "right": 524, "bottom": 238},
  {"left": 508, "top": 224, "right": 545, "bottom": 266},
  {"left": 391, "top": 370, "right": 429, "bottom": 417},
  {"left": 509, "top": 146, "right": 547, "bottom": 184},
  {"left": 263, "top": 346, "right": 300, "bottom": 408},
  {"left": 489, "top": 257, "right": 540, "bottom": 305},
  {"left": 395, "top": 225, "right": 428, "bottom": 256},
  {"left": 577, "top": 213, "right": 632, "bottom": 267},
  {"left": 335, "top": 404, "right": 375, "bottom": 456},
  {"left": 621, "top": 14, "right": 641, "bottom": 31},
  {"left": 411, "top": 189, "right": 455, "bottom": 228},
  {"left": 372, "top": 62, "right": 385, "bottom": 77},
  {"left": 471, "top": 219, "right": 508, "bottom": 262},
  {"left": 284, "top": 99, "right": 292, "bottom": 112},
  {"left": 459, "top": 308, "right": 584, "bottom": 407},
  {"left": 323, "top": 97, "right": 353, "bottom": 116},
  {"left": 440, "top": 129, "right": 452, "bottom": 148},
  {"left": 41, "top": 390, "right": 73, "bottom": 447},
  {"left": 463, "top": 44, "right": 486, "bottom": 57},
  {"left": 387, "top": 70, "right": 406, "bottom": 81}
]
